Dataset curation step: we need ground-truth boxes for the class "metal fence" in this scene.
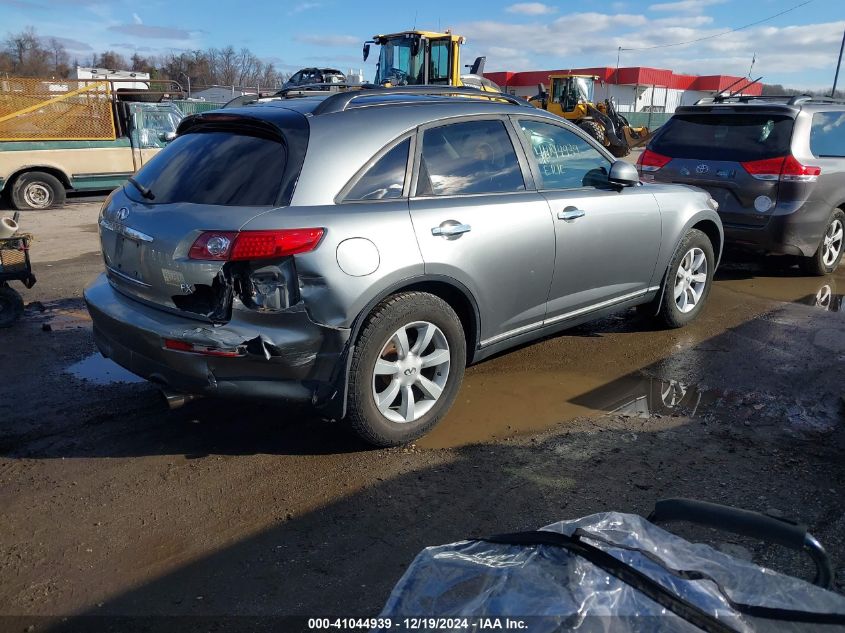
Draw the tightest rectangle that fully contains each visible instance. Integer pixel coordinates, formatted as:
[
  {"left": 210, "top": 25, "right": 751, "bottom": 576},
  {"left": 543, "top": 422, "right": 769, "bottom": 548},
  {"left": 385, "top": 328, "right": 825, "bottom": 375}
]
[
  {"left": 0, "top": 77, "right": 117, "bottom": 141},
  {"left": 172, "top": 99, "right": 226, "bottom": 115}
]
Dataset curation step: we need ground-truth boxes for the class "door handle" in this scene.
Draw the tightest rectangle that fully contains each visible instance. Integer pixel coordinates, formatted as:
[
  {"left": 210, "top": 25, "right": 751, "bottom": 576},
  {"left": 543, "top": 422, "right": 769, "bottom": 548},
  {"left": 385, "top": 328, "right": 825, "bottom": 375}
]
[
  {"left": 558, "top": 208, "right": 586, "bottom": 221},
  {"left": 431, "top": 221, "right": 472, "bottom": 238}
]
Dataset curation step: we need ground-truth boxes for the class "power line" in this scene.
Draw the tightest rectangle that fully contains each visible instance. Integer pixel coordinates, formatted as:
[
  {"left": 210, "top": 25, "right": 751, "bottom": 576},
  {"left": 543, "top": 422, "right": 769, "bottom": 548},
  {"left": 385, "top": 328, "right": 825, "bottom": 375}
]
[{"left": 619, "top": 0, "right": 815, "bottom": 52}]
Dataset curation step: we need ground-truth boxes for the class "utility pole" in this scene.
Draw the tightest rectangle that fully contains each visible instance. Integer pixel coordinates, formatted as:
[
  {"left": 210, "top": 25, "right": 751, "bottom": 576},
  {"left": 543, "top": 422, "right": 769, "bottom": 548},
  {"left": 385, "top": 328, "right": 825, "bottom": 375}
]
[{"left": 832, "top": 27, "right": 845, "bottom": 98}]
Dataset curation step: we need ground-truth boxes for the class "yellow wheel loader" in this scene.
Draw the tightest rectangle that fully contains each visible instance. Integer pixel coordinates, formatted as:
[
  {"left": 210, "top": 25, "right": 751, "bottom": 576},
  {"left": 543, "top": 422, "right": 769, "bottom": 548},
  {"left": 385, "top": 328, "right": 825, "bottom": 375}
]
[
  {"left": 529, "top": 74, "right": 650, "bottom": 157},
  {"left": 363, "top": 31, "right": 501, "bottom": 92}
]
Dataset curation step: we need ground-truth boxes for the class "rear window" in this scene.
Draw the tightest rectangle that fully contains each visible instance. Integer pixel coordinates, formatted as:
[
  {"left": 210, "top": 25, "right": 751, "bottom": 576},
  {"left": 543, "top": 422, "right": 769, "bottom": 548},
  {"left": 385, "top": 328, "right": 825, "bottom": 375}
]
[
  {"left": 810, "top": 111, "right": 845, "bottom": 158},
  {"left": 128, "top": 130, "right": 287, "bottom": 206},
  {"left": 651, "top": 113, "right": 794, "bottom": 162}
]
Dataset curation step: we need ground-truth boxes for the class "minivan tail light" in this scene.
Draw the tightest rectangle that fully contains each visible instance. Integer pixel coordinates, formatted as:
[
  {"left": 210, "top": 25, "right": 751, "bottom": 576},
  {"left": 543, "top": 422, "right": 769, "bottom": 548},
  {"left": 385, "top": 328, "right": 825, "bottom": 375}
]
[
  {"left": 188, "top": 229, "right": 324, "bottom": 261},
  {"left": 637, "top": 149, "right": 672, "bottom": 172},
  {"left": 741, "top": 155, "right": 821, "bottom": 182}
]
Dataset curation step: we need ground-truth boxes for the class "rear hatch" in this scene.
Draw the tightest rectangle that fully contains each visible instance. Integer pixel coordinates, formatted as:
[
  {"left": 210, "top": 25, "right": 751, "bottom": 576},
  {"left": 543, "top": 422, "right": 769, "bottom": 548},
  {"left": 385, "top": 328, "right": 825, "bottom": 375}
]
[
  {"left": 643, "top": 111, "right": 795, "bottom": 227},
  {"left": 99, "top": 110, "right": 308, "bottom": 320}
]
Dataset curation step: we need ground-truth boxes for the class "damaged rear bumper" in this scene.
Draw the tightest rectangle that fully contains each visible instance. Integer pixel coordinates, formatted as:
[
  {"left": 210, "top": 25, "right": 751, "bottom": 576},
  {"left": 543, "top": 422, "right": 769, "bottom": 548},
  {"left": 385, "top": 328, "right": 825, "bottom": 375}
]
[{"left": 84, "top": 273, "right": 350, "bottom": 404}]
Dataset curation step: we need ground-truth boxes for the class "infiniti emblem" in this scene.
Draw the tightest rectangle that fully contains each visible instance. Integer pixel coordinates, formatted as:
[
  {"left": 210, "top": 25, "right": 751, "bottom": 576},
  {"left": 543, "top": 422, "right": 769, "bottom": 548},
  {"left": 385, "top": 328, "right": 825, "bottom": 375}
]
[
  {"left": 695, "top": 164, "right": 709, "bottom": 175},
  {"left": 403, "top": 368, "right": 417, "bottom": 376},
  {"left": 116, "top": 207, "right": 130, "bottom": 221}
]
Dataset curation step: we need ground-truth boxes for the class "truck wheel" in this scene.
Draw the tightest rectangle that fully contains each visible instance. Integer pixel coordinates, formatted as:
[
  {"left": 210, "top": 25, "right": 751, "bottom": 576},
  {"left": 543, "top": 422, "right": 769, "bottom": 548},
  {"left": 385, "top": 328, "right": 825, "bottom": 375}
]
[
  {"left": 577, "top": 120, "right": 606, "bottom": 146},
  {"left": 800, "top": 209, "right": 844, "bottom": 276},
  {"left": 0, "top": 286, "right": 24, "bottom": 328},
  {"left": 11, "top": 171, "right": 66, "bottom": 210},
  {"left": 608, "top": 144, "right": 632, "bottom": 158},
  {"left": 657, "top": 229, "right": 715, "bottom": 328},
  {"left": 347, "top": 292, "right": 466, "bottom": 447}
]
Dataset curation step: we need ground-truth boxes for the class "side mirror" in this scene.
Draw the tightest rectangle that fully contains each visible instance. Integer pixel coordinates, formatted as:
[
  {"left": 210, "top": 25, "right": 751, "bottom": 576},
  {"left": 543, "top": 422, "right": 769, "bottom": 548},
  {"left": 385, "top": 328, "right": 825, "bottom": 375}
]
[
  {"left": 608, "top": 160, "right": 639, "bottom": 187},
  {"left": 363, "top": 43, "right": 370, "bottom": 62},
  {"left": 159, "top": 131, "right": 176, "bottom": 143}
]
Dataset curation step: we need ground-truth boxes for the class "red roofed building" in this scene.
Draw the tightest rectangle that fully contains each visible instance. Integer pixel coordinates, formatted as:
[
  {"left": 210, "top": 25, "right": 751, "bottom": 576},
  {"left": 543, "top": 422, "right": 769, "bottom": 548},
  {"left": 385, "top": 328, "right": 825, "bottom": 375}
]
[{"left": 484, "top": 66, "right": 763, "bottom": 115}]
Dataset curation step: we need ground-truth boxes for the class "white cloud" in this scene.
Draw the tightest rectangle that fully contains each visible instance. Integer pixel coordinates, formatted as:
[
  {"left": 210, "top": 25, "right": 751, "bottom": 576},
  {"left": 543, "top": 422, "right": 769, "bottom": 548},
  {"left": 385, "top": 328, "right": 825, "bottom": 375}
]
[
  {"left": 132, "top": 12, "right": 142, "bottom": 25},
  {"left": 289, "top": 2, "right": 321, "bottom": 14},
  {"left": 455, "top": 11, "right": 844, "bottom": 90},
  {"left": 648, "top": 0, "right": 725, "bottom": 13},
  {"left": 296, "top": 34, "right": 359, "bottom": 47},
  {"left": 506, "top": 2, "right": 557, "bottom": 15}
]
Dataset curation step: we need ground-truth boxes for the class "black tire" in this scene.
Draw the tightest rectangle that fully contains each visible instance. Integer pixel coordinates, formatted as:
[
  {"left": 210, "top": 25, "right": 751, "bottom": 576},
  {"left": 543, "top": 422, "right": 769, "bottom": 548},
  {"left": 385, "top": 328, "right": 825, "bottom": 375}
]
[
  {"left": 799, "top": 209, "right": 844, "bottom": 276},
  {"left": 577, "top": 120, "right": 606, "bottom": 146},
  {"left": 657, "top": 228, "right": 715, "bottom": 328},
  {"left": 0, "top": 286, "right": 24, "bottom": 328},
  {"left": 11, "top": 171, "right": 66, "bottom": 210},
  {"left": 608, "top": 143, "right": 632, "bottom": 158},
  {"left": 347, "top": 292, "right": 466, "bottom": 447}
]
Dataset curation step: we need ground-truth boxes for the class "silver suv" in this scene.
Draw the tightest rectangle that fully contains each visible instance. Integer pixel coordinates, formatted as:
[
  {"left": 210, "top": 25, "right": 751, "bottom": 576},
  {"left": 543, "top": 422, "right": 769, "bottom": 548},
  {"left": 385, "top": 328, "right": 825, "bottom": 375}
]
[{"left": 85, "top": 88, "right": 723, "bottom": 446}]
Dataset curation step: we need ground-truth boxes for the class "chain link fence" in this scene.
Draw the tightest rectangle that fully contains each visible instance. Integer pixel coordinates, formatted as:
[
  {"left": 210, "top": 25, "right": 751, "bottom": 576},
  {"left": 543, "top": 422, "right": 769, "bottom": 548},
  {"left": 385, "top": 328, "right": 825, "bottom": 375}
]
[{"left": 0, "top": 77, "right": 117, "bottom": 141}]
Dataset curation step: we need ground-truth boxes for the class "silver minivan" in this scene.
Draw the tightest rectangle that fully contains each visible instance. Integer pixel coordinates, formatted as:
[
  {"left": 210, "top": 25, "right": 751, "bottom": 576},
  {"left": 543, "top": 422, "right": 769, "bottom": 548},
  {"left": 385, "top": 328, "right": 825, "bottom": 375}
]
[{"left": 85, "top": 88, "right": 723, "bottom": 445}]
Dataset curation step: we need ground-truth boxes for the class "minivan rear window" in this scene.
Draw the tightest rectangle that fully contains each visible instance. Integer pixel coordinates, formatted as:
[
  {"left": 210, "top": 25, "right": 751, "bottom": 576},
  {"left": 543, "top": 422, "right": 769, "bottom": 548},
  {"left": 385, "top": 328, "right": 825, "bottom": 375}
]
[
  {"left": 651, "top": 113, "right": 794, "bottom": 162},
  {"left": 128, "top": 130, "right": 287, "bottom": 206}
]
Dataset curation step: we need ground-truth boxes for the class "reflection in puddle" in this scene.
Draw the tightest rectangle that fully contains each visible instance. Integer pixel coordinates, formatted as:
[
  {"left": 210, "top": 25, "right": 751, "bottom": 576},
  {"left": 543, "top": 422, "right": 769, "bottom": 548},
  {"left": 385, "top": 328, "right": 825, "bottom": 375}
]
[
  {"left": 572, "top": 376, "right": 707, "bottom": 419},
  {"left": 796, "top": 285, "right": 844, "bottom": 313},
  {"left": 66, "top": 353, "right": 144, "bottom": 385},
  {"left": 420, "top": 370, "right": 711, "bottom": 448}
]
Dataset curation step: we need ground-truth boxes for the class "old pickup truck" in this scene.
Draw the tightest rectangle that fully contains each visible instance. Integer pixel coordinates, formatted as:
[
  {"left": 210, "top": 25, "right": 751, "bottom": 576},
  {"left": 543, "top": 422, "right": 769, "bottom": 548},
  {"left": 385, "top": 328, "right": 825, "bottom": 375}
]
[{"left": 0, "top": 77, "right": 186, "bottom": 210}]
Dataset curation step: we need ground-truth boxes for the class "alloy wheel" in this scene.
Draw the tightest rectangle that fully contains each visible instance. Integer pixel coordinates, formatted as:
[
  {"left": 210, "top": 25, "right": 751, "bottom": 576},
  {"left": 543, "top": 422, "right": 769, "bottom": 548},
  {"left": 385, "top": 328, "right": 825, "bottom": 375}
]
[
  {"left": 674, "top": 247, "right": 707, "bottom": 314},
  {"left": 371, "top": 321, "right": 451, "bottom": 424},
  {"left": 822, "top": 218, "right": 843, "bottom": 268}
]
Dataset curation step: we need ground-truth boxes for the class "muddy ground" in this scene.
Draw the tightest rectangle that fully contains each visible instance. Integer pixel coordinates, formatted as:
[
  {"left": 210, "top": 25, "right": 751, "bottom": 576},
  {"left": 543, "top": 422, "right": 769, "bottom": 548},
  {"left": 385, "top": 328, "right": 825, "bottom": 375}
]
[{"left": 1, "top": 201, "right": 844, "bottom": 630}]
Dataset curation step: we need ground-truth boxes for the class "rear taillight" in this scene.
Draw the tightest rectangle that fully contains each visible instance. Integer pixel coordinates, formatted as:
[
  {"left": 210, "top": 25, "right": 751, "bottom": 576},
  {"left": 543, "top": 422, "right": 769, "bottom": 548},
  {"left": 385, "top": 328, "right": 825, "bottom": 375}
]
[
  {"left": 163, "top": 338, "right": 244, "bottom": 357},
  {"left": 188, "top": 228, "right": 324, "bottom": 261},
  {"left": 637, "top": 149, "right": 672, "bottom": 172},
  {"left": 741, "top": 155, "right": 821, "bottom": 182}
]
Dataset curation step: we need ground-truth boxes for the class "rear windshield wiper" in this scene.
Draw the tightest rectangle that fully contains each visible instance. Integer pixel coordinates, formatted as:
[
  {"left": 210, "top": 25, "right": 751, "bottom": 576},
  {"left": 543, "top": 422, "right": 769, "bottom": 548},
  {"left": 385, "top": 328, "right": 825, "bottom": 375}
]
[{"left": 127, "top": 176, "right": 155, "bottom": 201}]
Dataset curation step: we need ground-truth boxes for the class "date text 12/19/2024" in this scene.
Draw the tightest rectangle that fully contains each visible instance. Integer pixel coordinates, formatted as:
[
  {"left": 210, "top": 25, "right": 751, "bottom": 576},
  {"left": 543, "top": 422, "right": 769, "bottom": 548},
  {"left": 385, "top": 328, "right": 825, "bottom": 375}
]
[{"left": 308, "top": 618, "right": 529, "bottom": 630}]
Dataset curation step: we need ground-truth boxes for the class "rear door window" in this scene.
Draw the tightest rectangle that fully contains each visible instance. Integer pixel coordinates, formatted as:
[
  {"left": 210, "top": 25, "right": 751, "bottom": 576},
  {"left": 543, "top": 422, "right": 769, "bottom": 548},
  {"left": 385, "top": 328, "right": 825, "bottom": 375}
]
[
  {"left": 344, "top": 138, "right": 410, "bottom": 201},
  {"left": 651, "top": 113, "right": 794, "bottom": 162},
  {"left": 416, "top": 119, "right": 525, "bottom": 196},
  {"left": 810, "top": 111, "right": 845, "bottom": 157},
  {"left": 128, "top": 129, "right": 287, "bottom": 206}
]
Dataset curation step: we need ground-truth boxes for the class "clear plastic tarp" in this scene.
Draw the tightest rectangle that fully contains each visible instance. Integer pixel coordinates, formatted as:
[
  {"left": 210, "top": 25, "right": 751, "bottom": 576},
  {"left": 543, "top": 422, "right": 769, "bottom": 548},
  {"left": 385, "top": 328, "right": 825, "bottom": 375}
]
[{"left": 379, "top": 512, "right": 845, "bottom": 632}]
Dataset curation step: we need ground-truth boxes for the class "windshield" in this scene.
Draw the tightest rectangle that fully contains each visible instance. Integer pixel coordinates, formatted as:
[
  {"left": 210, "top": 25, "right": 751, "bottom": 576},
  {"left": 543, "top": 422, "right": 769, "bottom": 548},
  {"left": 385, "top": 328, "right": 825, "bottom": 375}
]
[
  {"left": 374, "top": 37, "right": 425, "bottom": 85},
  {"left": 651, "top": 114, "right": 794, "bottom": 161}
]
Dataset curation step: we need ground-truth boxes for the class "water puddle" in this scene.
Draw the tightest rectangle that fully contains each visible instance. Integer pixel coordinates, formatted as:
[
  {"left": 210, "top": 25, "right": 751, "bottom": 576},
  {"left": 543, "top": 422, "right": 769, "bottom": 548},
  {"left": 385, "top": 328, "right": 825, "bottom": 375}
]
[
  {"left": 26, "top": 301, "right": 91, "bottom": 331},
  {"left": 65, "top": 353, "right": 144, "bottom": 385},
  {"left": 419, "top": 370, "right": 712, "bottom": 449},
  {"left": 795, "top": 285, "right": 844, "bottom": 313}
]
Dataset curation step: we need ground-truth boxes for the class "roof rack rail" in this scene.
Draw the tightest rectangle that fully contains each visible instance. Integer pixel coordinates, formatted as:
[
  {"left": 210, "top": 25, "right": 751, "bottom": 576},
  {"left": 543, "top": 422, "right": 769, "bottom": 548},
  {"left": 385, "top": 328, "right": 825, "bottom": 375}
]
[
  {"left": 312, "top": 86, "right": 530, "bottom": 115},
  {"left": 694, "top": 94, "right": 845, "bottom": 106}
]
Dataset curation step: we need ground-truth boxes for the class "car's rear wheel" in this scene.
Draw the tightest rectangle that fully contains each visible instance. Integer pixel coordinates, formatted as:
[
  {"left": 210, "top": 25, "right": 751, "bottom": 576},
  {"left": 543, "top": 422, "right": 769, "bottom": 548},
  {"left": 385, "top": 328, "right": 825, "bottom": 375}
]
[
  {"left": 10, "top": 171, "right": 66, "bottom": 210},
  {"left": 657, "top": 228, "right": 715, "bottom": 328},
  {"left": 800, "top": 209, "right": 844, "bottom": 276},
  {"left": 347, "top": 292, "right": 466, "bottom": 447}
]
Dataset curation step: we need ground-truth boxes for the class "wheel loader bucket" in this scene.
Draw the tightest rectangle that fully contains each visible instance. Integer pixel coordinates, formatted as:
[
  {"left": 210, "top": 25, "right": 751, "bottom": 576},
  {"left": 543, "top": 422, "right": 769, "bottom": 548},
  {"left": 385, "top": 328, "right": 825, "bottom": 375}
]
[{"left": 624, "top": 126, "right": 651, "bottom": 148}]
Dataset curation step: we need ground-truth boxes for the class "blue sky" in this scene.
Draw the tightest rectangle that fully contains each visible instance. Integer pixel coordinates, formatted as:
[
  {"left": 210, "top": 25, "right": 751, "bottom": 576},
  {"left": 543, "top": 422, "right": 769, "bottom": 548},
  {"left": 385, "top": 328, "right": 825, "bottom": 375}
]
[{"left": 2, "top": 0, "right": 843, "bottom": 89}]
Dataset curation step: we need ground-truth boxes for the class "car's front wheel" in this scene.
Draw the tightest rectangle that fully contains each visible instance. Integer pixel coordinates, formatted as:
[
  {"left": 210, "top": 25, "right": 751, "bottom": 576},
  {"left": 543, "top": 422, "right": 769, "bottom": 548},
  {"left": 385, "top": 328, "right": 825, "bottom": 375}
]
[
  {"left": 347, "top": 292, "right": 466, "bottom": 447},
  {"left": 800, "top": 209, "right": 844, "bottom": 276},
  {"left": 657, "top": 228, "right": 715, "bottom": 328}
]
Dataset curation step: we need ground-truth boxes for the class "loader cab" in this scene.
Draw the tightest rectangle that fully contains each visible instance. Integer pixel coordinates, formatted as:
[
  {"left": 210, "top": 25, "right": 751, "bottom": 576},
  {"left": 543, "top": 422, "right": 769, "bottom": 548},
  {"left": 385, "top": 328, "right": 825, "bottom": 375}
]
[
  {"left": 550, "top": 75, "right": 596, "bottom": 116},
  {"left": 365, "top": 31, "right": 462, "bottom": 87}
]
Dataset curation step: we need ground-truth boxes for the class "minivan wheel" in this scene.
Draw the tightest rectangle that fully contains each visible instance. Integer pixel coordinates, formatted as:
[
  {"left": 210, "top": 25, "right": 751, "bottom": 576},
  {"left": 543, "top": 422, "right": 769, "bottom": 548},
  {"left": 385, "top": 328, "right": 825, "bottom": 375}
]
[
  {"left": 657, "top": 228, "right": 715, "bottom": 328},
  {"left": 800, "top": 209, "right": 844, "bottom": 276},
  {"left": 347, "top": 292, "right": 466, "bottom": 447},
  {"left": 11, "top": 171, "right": 66, "bottom": 210}
]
